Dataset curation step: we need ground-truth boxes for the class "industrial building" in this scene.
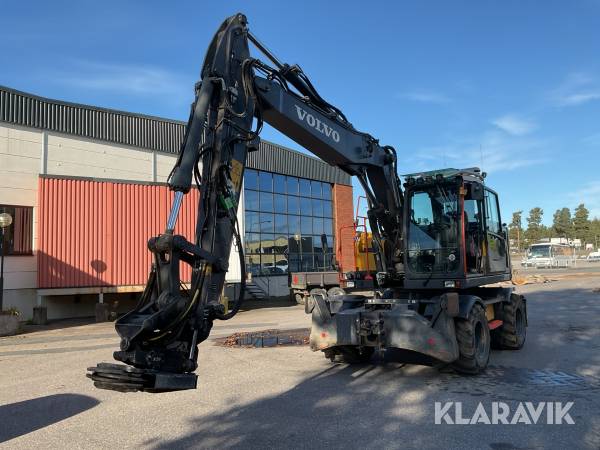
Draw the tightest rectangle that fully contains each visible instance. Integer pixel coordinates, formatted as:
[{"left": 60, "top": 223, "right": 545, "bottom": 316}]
[{"left": 0, "top": 85, "right": 354, "bottom": 321}]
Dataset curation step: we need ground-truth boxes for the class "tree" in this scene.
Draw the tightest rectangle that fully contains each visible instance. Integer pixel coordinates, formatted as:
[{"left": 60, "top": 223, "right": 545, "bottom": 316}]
[
  {"left": 508, "top": 211, "right": 523, "bottom": 250},
  {"left": 573, "top": 204, "right": 590, "bottom": 243},
  {"left": 552, "top": 207, "right": 572, "bottom": 238},
  {"left": 590, "top": 218, "right": 600, "bottom": 250},
  {"left": 525, "top": 207, "right": 543, "bottom": 244}
]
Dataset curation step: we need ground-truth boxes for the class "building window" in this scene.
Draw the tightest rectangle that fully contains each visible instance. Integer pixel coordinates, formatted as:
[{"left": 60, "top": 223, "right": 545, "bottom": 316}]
[
  {"left": 244, "top": 171, "right": 334, "bottom": 276},
  {"left": 0, "top": 205, "right": 33, "bottom": 255}
]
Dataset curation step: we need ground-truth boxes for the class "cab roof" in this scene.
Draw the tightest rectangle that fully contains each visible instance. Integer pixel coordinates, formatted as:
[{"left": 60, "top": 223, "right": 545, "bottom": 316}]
[{"left": 402, "top": 167, "right": 486, "bottom": 183}]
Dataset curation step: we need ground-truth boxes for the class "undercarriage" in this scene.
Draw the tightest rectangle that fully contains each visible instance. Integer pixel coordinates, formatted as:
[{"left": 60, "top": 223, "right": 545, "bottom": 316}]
[{"left": 308, "top": 287, "right": 526, "bottom": 373}]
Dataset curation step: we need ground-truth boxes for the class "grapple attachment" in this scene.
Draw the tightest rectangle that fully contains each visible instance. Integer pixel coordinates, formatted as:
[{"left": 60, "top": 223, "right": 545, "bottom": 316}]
[{"left": 86, "top": 363, "right": 198, "bottom": 393}]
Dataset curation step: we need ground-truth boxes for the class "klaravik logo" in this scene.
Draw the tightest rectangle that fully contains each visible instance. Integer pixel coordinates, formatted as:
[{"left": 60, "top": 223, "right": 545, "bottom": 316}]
[
  {"left": 294, "top": 105, "right": 340, "bottom": 143},
  {"left": 434, "top": 401, "right": 575, "bottom": 425}
]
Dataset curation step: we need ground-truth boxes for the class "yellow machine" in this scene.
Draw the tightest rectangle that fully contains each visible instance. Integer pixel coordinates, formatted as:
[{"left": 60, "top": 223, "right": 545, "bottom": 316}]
[{"left": 355, "top": 231, "right": 376, "bottom": 274}]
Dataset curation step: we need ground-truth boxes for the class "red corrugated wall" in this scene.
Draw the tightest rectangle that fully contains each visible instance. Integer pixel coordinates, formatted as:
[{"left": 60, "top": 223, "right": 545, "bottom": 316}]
[{"left": 37, "top": 177, "right": 199, "bottom": 288}]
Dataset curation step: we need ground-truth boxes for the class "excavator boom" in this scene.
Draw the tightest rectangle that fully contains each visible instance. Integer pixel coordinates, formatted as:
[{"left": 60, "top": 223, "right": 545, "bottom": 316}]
[{"left": 87, "top": 13, "right": 403, "bottom": 392}]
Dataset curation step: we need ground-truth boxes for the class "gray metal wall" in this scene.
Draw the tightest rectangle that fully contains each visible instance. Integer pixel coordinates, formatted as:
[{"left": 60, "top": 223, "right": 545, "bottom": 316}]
[{"left": 0, "top": 85, "right": 351, "bottom": 186}]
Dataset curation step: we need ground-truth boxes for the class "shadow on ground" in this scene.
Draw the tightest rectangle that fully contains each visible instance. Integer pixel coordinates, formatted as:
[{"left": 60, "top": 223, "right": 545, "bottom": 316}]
[
  {"left": 17, "top": 317, "right": 97, "bottom": 336},
  {"left": 149, "top": 284, "right": 600, "bottom": 449},
  {"left": 0, "top": 394, "right": 100, "bottom": 443}
]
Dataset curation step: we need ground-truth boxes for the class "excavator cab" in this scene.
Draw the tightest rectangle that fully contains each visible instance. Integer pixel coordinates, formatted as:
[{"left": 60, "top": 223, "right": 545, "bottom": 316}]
[
  {"left": 402, "top": 168, "right": 511, "bottom": 290},
  {"left": 309, "top": 168, "right": 521, "bottom": 374}
]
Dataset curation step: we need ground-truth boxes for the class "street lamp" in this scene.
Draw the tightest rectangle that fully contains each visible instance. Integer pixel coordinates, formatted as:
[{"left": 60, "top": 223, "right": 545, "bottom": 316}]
[{"left": 0, "top": 212, "right": 13, "bottom": 311}]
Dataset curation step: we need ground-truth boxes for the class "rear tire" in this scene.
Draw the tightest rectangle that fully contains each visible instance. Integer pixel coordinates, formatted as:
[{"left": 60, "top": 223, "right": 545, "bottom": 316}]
[
  {"left": 323, "top": 346, "right": 374, "bottom": 364},
  {"left": 452, "top": 303, "right": 490, "bottom": 374},
  {"left": 492, "top": 294, "right": 527, "bottom": 350}
]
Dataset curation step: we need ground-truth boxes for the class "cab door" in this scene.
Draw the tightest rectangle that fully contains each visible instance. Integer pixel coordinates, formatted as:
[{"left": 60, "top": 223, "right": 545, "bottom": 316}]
[{"left": 484, "top": 189, "right": 508, "bottom": 273}]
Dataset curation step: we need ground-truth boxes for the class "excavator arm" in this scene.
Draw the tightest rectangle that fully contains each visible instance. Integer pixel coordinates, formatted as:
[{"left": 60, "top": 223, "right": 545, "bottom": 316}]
[{"left": 87, "top": 13, "right": 404, "bottom": 392}]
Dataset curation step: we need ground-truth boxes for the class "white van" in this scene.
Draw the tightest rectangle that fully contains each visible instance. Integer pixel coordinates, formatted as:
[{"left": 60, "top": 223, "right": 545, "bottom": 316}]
[{"left": 522, "top": 243, "right": 574, "bottom": 268}]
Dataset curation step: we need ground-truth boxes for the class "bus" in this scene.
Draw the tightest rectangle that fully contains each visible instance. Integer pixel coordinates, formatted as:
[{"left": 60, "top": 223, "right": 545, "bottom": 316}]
[{"left": 521, "top": 243, "right": 575, "bottom": 268}]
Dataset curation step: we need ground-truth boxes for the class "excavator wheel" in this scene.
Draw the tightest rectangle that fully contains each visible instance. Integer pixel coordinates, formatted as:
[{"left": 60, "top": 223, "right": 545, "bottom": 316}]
[
  {"left": 323, "top": 346, "right": 375, "bottom": 364},
  {"left": 452, "top": 303, "right": 490, "bottom": 375},
  {"left": 491, "top": 294, "right": 527, "bottom": 350}
]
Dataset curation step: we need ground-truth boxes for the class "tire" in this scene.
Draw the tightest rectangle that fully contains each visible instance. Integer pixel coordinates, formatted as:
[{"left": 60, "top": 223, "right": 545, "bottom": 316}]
[
  {"left": 323, "top": 346, "right": 374, "bottom": 364},
  {"left": 294, "top": 293, "right": 305, "bottom": 305},
  {"left": 309, "top": 288, "right": 327, "bottom": 301},
  {"left": 327, "top": 287, "right": 346, "bottom": 297},
  {"left": 491, "top": 294, "right": 527, "bottom": 350},
  {"left": 452, "top": 303, "right": 490, "bottom": 374}
]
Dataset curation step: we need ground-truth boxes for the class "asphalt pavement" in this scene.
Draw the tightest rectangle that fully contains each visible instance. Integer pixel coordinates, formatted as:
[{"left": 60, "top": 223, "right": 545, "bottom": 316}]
[{"left": 1, "top": 276, "right": 599, "bottom": 449}]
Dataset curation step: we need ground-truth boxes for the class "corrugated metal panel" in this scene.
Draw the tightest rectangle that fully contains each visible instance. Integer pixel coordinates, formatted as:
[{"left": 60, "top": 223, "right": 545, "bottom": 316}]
[
  {"left": 0, "top": 85, "right": 184, "bottom": 153},
  {"left": 0, "top": 85, "right": 351, "bottom": 185},
  {"left": 37, "top": 177, "right": 200, "bottom": 288},
  {"left": 247, "top": 141, "right": 351, "bottom": 185}
]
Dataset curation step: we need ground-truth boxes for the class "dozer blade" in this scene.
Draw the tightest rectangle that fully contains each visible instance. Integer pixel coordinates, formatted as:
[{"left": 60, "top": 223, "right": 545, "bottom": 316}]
[{"left": 86, "top": 363, "right": 197, "bottom": 393}]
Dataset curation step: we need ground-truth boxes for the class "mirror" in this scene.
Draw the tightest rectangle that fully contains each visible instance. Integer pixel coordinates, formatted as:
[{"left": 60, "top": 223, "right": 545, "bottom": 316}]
[{"left": 469, "top": 182, "right": 484, "bottom": 201}]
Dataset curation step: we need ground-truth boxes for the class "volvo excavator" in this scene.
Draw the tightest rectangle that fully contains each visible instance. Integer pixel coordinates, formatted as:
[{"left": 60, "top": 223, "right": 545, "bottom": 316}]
[{"left": 87, "top": 13, "right": 527, "bottom": 392}]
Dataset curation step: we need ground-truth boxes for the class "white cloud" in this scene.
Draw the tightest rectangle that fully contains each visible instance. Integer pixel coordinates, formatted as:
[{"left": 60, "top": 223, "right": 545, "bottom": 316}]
[
  {"left": 569, "top": 181, "right": 600, "bottom": 219},
  {"left": 491, "top": 114, "right": 537, "bottom": 136},
  {"left": 549, "top": 72, "right": 600, "bottom": 107},
  {"left": 560, "top": 92, "right": 600, "bottom": 105},
  {"left": 52, "top": 60, "right": 190, "bottom": 102},
  {"left": 404, "top": 130, "right": 548, "bottom": 174},
  {"left": 397, "top": 89, "right": 450, "bottom": 104}
]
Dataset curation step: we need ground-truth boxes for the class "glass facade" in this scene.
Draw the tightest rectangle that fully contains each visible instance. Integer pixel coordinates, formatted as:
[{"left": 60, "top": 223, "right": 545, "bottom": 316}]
[{"left": 244, "top": 169, "right": 334, "bottom": 276}]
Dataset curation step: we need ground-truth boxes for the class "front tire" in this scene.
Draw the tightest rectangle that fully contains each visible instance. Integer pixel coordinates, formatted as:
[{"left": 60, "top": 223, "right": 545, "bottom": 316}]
[
  {"left": 492, "top": 294, "right": 527, "bottom": 350},
  {"left": 452, "top": 303, "right": 490, "bottom": 374}
]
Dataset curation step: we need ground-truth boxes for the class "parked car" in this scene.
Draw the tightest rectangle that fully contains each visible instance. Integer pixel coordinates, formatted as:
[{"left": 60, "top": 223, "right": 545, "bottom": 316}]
[{"left": 587, "top": 251, "right": 600, "bottom": 262}]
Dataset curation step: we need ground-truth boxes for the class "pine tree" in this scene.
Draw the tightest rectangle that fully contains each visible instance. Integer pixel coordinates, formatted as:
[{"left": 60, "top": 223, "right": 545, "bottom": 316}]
[
  {"left": 525, "top": 207, "right": 543, "bottom": 244},
  {"left": 508, "top": 211, "right": 523, "bottom": 250},
  {"left": 552, "top": 207, "right": 572, "bottom": 238},
  {"left": 573, "top": 204, "right": 590, "bottom": 243},
  {"left": 590, "top": 218, "right": 600, "bottom": 250}
]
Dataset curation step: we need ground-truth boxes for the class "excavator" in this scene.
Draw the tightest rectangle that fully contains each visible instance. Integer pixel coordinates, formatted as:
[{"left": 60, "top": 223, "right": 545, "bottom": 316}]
[{"left": 87, "top": 13, "right": 527, "bottom": 392}]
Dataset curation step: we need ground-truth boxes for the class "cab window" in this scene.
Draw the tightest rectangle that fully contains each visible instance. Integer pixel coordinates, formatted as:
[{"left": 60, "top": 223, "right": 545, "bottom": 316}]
[{"left": 484, "top": 190, "right": 501, "bottom": 234}]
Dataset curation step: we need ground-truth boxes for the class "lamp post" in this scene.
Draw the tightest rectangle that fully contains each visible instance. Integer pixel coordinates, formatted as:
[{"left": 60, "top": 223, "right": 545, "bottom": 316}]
[{"left": 0, "top": 212, "right": 13, "bottom": 311}]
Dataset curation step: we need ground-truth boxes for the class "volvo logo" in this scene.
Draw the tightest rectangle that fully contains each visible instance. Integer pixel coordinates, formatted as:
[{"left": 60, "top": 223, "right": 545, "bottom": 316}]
[{"left": 294, "top": 105, "right": 340, "bottom": 143}]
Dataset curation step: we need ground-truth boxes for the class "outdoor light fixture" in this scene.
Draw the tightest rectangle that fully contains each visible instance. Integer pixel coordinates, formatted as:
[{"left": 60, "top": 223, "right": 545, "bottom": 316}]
[
  {"left": 0, "top": 213, "right": 12, "bottom": 229},
  {"left": 0, "top": 212, "right": 13, "bottom": 311}
]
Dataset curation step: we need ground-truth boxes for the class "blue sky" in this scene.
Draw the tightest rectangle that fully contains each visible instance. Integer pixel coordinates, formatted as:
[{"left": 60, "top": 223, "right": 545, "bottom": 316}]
[{"left": 3, "top": 1, "right": 600, "bottom": 224}]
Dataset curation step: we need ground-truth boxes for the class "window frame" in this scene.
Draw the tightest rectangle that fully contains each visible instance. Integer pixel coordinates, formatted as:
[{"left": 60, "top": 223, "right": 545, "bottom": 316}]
[
  {"left": 0, "top": 204, "right": 34, "bottom": 256},
  {"left": 484, "top": 189, "right": 502, "bottom": 235},
  {"left": 242, "top": 170, "right": 337, "bottom": 277}
]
